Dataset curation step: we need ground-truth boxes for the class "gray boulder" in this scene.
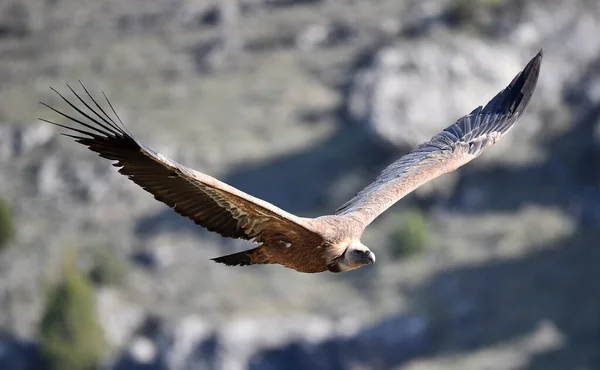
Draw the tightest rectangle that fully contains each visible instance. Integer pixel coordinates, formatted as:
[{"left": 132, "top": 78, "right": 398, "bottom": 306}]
[{"left": 346, "top": 36, "right": 524, "bottom": 152}]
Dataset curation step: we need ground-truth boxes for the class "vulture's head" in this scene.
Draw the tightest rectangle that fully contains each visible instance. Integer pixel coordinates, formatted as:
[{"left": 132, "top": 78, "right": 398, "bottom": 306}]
[{"left": 327, "top": 241, "right": 376, "bottom": 273}]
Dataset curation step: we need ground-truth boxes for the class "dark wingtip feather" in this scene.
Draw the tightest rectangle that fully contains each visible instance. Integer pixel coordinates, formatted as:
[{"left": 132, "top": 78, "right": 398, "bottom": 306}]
[
  {"left": 39, "top": 82, "right": 135, "bottom": 141},
  {"left": 514, "top": 48, "right": 543, "bottom": 112},
  {"left": 212, "top": 250, "right": 254, "bottom": 267},
  {"left": 481, "top": 49, "right": 543, "bottom": 117}
]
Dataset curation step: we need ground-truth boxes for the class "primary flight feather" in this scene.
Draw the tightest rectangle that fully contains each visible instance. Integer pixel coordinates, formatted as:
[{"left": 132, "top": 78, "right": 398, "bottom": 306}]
[{"left": 40, "top": 50, "right": 542, "bottom": 273}]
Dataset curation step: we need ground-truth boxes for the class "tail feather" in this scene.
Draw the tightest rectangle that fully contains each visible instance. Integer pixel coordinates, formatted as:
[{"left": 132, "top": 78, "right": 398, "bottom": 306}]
[{"left": 212, "top": 247, "right": 262, "bottom": 267}]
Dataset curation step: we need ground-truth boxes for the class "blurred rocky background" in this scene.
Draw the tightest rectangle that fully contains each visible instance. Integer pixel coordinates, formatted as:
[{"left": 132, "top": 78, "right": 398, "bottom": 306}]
[{"left": 1, "top": 0, "right": 599, "bottom": 369}]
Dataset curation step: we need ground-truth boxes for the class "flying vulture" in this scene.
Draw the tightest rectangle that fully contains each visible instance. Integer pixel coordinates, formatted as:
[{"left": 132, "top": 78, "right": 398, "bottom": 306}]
[{"left": 40, "top": 50, "right": 542, "bottom": 273}]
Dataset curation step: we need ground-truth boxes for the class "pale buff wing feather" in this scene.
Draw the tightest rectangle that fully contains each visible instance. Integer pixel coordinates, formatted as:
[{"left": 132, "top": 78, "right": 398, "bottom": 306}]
[
  {"left": 336, "top": 50, "right": 543, "bottom": 227},
  {"left": 40, "top": 82, "right": 323, "bottom": 255}
]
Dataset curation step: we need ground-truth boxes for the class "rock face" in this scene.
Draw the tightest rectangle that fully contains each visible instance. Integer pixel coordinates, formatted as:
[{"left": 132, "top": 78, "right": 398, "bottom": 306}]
[
  {"left": 345, "top": 37, "right": 523, "bottom": 152},
  {"left": 97, "top": 288, "right": 146, "bottom": 350},
  {"left": 109, "top": 314, "right": 429, "bottom": 370},
  {"left": 0, "top": 2, "right": 30, "bottom": 38},
  {"left": 0, "top": 123, "right": 54, "bottom": 161},
  {"left": 2, "top": 0, "right": 600, "bottom": 370}
]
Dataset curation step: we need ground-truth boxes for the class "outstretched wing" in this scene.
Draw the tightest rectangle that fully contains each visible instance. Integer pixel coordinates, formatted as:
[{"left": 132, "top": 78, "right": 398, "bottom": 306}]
[
  {"left": 336, "top": 50, "right": 543, "bottom": 227},
  {"left": 40, "top": 83, "right": 323, "bottom": 252}
]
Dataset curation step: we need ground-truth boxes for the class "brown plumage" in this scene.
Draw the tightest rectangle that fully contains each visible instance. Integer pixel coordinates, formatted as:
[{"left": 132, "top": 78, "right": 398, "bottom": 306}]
[{"left": 40, "top": 50, "right": 542, "bottom": 273}]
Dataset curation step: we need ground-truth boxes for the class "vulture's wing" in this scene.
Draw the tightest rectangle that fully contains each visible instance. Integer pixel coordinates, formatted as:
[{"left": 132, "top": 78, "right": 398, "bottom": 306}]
[
  {"left": 336, "top": 50, "right": 542, "bottom": 227},
  {"left": 40, "top": 83, "right": 323, "bottom": 250}
]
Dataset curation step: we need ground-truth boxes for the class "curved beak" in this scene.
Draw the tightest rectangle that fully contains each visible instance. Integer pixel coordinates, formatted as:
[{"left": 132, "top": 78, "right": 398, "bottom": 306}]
[{"left": 364, "top": 250, "right": 376, "bottom": 264}]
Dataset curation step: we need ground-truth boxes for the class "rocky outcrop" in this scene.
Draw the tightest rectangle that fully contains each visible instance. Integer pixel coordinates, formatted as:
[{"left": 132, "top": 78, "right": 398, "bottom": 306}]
[
  {"left": 107, "top": 313, "right": 429, "bottom": 370},
  {"left": 345, "top": 37, "right": 525, "bottom": 152},
  {"left": 0, "top": 123, "right": 54, "bottom": 161}
]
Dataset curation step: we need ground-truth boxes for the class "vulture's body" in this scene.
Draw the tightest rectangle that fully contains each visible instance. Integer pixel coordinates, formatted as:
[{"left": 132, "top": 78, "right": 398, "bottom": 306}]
[{"left": 41, "top": 50, "right": 542, "bottom": 273}]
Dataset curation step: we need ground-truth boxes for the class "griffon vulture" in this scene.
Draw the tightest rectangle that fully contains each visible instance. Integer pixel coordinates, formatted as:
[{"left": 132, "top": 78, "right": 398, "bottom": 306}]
[{"left": 40, "top": 50, "right": 542, "bottom": 273}]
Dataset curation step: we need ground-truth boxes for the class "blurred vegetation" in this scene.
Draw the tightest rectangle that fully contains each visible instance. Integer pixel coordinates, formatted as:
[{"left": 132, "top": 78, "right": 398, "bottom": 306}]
[
  {"left": 0, "top": 197, "right": 15, "bottom": 251},
  {"left": 40, "top": 250, "right": 105, "bottom": 370},
  {"left": 89, "top": 247, "right": 127, "bottom": 287},
  {"left": 390, "top": 208, "right": 431, "bottom": 258},
  {"left": 445, "top": 0, "right": 503, "bottom": 28}
]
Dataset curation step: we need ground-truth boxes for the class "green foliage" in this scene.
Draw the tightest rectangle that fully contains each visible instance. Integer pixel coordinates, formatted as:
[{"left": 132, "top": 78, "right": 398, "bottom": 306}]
[
  {"left": 40, "top": 251, "right": 105, "bottom": 370},
  {"left": 390, "top": 208, "right": 431, "bottom": 258},
  {"left": 89, "top": 247, "right": 127, "bottom": 287},
  {"left": 0, "top": 197, "right": 15, "bottom": 250}
]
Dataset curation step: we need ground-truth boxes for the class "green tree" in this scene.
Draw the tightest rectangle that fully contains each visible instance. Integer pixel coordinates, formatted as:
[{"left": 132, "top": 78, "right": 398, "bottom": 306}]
[
  {"left": 0, "top": 197, "right": 15, "bottom": 250},
  {"left": 390, "top": 208, "right": 431, "bottom": 258},
  {"left": 40, "top": 251, "right": 105, "bottom": 370}
]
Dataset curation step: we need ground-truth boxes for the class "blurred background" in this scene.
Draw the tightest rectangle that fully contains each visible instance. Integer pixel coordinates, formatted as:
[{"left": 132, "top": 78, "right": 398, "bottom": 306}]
[{"left": 0, "top": 0, "right": 599, "bottom": 369}]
